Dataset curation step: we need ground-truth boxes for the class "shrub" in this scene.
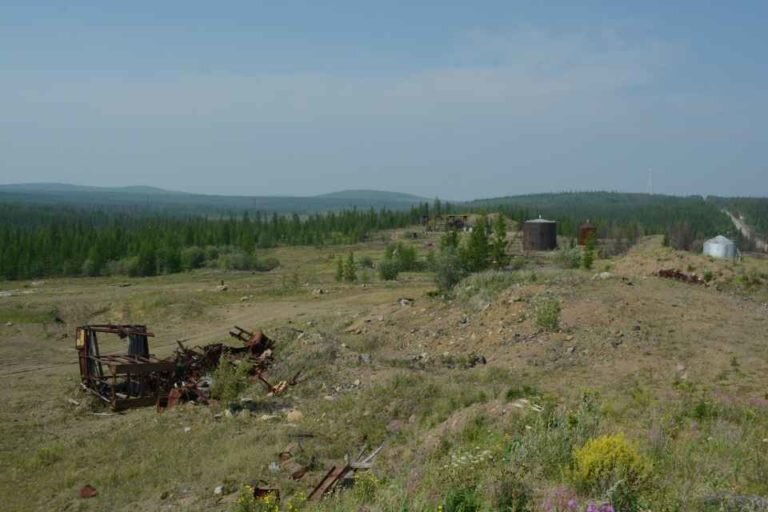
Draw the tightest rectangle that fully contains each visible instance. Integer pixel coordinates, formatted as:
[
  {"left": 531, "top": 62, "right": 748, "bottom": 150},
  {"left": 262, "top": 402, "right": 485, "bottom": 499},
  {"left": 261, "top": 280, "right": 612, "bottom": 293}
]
[
  {"left": 359, "top": 255, "right": 375, "bottom": 269},
  {"left": 702, "top": 270, "right": 714, "bottom": 283},
  {"left": 211, "top": 359, "right": 252, "bottom": 402},
  {"left": 555, "top": 247, "right": 582, "bottom": 269},
  {"left": 378, "top": 259, "right": 400, "bottom": 281},
  {"left": 343, "top": 252, "right": 357, "bottom": 282},
  {"left": 232, "top": 486, "right": 279, "bottom": 512},
  {"left": 571, "top": 434, "right": 651, "bottom": 511},
  {"left": 454, "top": 270, "right": 519, "bottom": 307},
  {"left": 495, "top": 472, "right": 533, "bottom": 512},
  {"left": 443, "top": 488, "right": 482, "bottom": 512},
  {"left": 509, "top": 256, "right": 527, "bottom": 270},
  {"left": 582, "top": 234, "right": 596, "bottom": 270},
  {"left": 180, "top": 246, "right": 205, "bottom": 270},
  {"left": 335, "top": 257, "right": 344, "bottom": 282},
  {"left": 434, "top": 250, "right": 466, "bottom": 292},
  {"left": 533, "top": 295, "right": 561, "bottom": 331},
  {"left": 352, "top": 471, "right": 379, "bottom": 503}
]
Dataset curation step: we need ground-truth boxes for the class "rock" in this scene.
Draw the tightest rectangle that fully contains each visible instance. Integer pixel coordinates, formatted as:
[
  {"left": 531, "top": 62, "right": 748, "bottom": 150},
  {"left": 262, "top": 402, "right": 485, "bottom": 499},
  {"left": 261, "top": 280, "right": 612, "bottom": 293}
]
[
  {"left": 214, "top": 485, "right": 224, "bottom": 496},
  {"left": 240, "top": 296, "right": 249, "bottom": 302},
  {"left": 398, "top": 297, "right": 414, "bottom": 306},
  {"left": 353, "top": 379, "right": 361, "bottom": 387},
  {"left": 79, "top": 485, "right": 98, "bottom": 499},
  {"left": 567, "top": 346, "right": 576, "bottom": 354},
  {"left": 183, "top": 426, "right": 192, "bottom": 433},
  {"left": 5, "top": 322, "right": 12, "bottom": 327},
  {"left": 593, "top": 272, "right": 613, "bottom": 280},
  {"left": 286, "top": 409, "right": 304, "bottom": 423},
  {"left": 611, "top": 339, "right": 623, "bottom": 348},
  {"left": 215, "top": 284, "right": 228, "bottom": 292},
  {"left": 358, "top": 353, "right": 372, "bottom": 364},
  {"left": 387, "top": 419, "right": 403, "bottom": 434}
]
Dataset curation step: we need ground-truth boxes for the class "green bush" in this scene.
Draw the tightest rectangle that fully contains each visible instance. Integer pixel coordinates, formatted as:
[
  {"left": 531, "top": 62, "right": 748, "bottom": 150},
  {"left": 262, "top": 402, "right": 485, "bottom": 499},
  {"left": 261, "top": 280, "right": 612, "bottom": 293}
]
[
  {"left": 495, "top": 472, "right": 533, "bottom": 512},
  {"left": 359, "top": 255, "right": 375, "bottom": 269},
  {"left": 443, "top": 488, "right": 482, "bottom": 512},
  {"left": 378, "top": 259, "right": 400, "bottom": 281},
  {"left": 555, "top": 247, "right": 582, "bottom": 269},
  {"left": 181, "top": 246, "right": 206, "bottom": 270},
  {"left": 434, "top": 250, "right": 466, "bottom": 292},
  {"left": 533, "top": 295, "right": 561, "bottom": 331},
  {"left": 211, "top": 359, "right": 252, "bottom": 402}
]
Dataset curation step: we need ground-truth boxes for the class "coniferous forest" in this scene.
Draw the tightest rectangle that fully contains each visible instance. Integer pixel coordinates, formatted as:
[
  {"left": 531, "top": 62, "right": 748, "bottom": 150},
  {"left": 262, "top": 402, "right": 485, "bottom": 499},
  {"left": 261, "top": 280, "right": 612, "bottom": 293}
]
[
  {"left": 0, "top": 203, "right": 426, "bottom": 280},
  {"left": 1, "top": 191, "right": 766, "bottom": 281}
]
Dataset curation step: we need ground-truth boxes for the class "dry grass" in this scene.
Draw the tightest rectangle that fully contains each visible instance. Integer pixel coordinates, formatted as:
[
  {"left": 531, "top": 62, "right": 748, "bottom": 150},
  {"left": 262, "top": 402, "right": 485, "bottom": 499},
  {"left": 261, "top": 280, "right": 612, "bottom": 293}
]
[{"left": 1, "top": 233, "right": 768, "bottom": 511}]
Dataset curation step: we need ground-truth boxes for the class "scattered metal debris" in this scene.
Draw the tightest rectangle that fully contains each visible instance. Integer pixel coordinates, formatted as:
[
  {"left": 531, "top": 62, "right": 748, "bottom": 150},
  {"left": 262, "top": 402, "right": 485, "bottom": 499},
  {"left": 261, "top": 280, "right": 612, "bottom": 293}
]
[
  {"left": 658, "top": 269, "right": 704, "bottom": 284},
  {"left": 308, "top": 444, "right": 384, "bottom": 501},
  {"left": 76, "top": 324, "right": 298, "bottom": 411},
  {"left": 76, "top": 325, "right": 176, "bottom": 410}
]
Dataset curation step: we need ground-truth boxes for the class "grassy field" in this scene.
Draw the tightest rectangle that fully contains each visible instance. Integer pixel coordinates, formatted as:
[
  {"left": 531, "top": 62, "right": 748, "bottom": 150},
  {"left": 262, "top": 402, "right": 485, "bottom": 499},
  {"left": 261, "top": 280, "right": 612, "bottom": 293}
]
[{"left": 1, "top": 231, "right": 767, "bottom": 511}]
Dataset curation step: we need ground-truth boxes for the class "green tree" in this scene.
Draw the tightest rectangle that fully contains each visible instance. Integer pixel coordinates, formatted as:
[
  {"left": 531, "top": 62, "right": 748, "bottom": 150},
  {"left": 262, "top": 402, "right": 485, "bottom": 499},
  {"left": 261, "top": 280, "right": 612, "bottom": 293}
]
[
  {"left": 343, "top": 252, "right": 357, "bottom": 282},
  {"left": 582, "top": 232, "right": 596, "bottom": 270},
  {"left": 335, "top": 256, "right": 344, "bottom": 282},
  {"left": 490, "top": 214, "right": 510, "bottom": 269},
  {"left": 461, "top": 215, "right": 490, "bottom": 272},
  {"left": 434, "top": 248, "right": 466, "bottom": 292}
]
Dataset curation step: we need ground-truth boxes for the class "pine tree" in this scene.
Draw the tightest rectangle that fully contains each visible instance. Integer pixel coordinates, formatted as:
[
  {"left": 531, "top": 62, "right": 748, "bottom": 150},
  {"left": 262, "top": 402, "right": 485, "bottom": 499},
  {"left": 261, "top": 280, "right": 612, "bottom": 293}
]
[
  {"left": 461, "top": 215, "right": 490, "bottom": 272},
  {"left": 343, "top": 252, "right": 357, "bottom": 282},
  {"left": 335, "top": 256, "right": 344, "bottom": 282},
  {"left": 490, "top": 214, "right": 509, "bottom": 269},
  {"left": 582, "top": 232, "right": 596, "bottom": 270}
]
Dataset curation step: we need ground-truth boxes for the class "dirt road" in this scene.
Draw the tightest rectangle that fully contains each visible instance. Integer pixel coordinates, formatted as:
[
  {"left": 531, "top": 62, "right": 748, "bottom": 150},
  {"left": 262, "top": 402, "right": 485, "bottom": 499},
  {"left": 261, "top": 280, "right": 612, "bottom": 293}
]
[{"left": 723, "top": 209, "right": 768, "bottom": 252}]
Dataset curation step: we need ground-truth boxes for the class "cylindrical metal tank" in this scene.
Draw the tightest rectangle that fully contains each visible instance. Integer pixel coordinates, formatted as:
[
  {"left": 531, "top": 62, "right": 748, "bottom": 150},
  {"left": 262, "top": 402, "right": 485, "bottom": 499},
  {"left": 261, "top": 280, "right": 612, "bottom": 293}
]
[
  {"left": 703, "top": 235, "right": 737, "bottom": 260},
  {"left": 578, "top": 222, "right": 596, "bottom": 246},
  {"left": 523, "top": 218, "right": 557, "bottom": 251}
]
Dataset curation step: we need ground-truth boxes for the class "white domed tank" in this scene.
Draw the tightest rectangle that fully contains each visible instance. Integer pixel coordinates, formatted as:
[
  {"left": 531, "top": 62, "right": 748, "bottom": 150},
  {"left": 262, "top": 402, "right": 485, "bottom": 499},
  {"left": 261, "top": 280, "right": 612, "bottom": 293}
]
[{"left": 703, "top": 235, "right": 737, "bottom": 260}]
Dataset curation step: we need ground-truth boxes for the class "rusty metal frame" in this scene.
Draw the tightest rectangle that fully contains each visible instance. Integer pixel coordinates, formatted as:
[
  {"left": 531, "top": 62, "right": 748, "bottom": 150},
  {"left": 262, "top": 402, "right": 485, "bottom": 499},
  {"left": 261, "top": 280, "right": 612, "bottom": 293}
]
[{"left": 76, "top": 324, "right": 175, "bottom": 410}]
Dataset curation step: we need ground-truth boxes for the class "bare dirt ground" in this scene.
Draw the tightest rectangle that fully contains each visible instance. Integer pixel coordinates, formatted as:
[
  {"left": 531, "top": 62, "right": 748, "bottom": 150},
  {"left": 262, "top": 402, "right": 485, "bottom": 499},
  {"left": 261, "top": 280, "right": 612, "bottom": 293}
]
[{"left": 1, "top": 235, "right": 767, "bottom": 511}]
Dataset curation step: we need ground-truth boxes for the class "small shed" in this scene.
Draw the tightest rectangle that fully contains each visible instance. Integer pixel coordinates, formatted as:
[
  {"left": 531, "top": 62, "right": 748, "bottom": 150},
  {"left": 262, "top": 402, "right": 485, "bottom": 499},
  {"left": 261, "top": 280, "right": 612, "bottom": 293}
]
[
  {"left": 523, "top": 217, "right": 558, "bottom": 251},
  {"left": 703, "top": 235, "right": 737, "bottom": 260}
]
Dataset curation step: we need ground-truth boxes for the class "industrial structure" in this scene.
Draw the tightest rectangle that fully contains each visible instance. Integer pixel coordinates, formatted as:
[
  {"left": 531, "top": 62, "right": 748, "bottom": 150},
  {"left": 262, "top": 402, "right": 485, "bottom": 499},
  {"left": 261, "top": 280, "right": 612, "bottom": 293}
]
[
  {"left": 578, "top": 221, "right": 597, "bottom": 246},
  {"left": 703, "top": 235, "right": 738, "bottom": 260},
  {"left": 523, "top": 217, "right": 558, "bottom": 251}
]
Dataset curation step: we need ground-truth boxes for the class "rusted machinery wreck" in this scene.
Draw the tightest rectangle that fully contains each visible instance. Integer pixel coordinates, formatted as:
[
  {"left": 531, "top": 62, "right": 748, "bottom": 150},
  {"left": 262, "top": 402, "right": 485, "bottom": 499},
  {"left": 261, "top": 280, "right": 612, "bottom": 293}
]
[{"left": 75, "top": 323, "right": 288, "bottom": 411}]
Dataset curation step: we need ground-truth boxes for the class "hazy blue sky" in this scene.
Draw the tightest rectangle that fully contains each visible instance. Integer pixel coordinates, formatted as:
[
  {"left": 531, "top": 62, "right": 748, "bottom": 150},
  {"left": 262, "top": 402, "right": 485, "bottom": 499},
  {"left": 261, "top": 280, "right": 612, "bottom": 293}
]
[{"left": 1, "top": 1, "right": 766, "bottom": 199}]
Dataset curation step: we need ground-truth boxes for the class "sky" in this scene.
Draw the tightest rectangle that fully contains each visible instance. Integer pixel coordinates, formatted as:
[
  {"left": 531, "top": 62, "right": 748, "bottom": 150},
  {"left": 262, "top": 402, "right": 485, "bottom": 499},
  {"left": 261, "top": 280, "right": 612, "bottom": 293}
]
[{"left": 1, "top": 1, "right": 767, "bottom": 199}]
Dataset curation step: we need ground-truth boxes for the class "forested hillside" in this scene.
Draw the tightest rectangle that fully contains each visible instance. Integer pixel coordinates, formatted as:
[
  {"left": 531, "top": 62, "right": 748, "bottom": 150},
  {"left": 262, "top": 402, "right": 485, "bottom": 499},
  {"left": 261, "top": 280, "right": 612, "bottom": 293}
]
[
  {"left": 709, "top": 197, "right": 768, "bottom": 239},
  {"left": 0, "top": 184, "right": 427, "bottom": 215},
  {"left": 467, "top": 192, "right": 742, "bottom": 249},
  {"left": 0, "top": 204, "right": 425, "bottom": 280}
]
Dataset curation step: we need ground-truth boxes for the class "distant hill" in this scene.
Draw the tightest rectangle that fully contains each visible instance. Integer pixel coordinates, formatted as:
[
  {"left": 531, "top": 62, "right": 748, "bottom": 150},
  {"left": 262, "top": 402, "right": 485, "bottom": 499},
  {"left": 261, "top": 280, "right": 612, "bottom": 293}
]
[
  {"left": 0, "top": 183, "right": 428, "bottom": 214},
  {"left": 315, "top": 189, "right": 425, "bottom": 203}
]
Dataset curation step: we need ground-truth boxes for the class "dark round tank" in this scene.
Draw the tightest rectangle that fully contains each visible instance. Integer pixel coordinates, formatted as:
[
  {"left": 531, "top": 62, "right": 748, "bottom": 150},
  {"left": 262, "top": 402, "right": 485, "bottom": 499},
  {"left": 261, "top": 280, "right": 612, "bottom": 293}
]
[
  {"left": 578, "top": 223, "right": 596, "bottom": 246},
  {"left": 523, "top": 218, "right": 557, "bottom": 251}
]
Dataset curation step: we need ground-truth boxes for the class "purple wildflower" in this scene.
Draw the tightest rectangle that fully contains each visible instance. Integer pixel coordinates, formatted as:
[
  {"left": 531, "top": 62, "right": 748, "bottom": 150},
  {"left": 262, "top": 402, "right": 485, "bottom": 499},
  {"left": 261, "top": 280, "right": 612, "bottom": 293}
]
[
  {"left": 598, "top": 505, "right": 615, "bottom": 512},
  {"left": 567, "top": 498, "right": 578, "bottom": 511},
  {"left": 586, "top": 504, "right": 598, "bottom": 512}
]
